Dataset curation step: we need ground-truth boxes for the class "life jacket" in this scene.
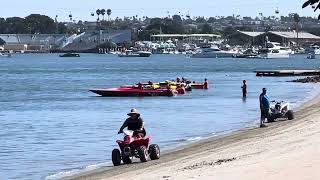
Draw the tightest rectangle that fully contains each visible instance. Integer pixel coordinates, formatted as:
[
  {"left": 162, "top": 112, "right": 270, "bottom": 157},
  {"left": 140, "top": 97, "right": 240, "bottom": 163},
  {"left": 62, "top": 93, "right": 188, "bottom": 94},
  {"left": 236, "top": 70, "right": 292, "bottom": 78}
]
[{"left": 204, "top": 81, "right": 209, "bottom": 89}]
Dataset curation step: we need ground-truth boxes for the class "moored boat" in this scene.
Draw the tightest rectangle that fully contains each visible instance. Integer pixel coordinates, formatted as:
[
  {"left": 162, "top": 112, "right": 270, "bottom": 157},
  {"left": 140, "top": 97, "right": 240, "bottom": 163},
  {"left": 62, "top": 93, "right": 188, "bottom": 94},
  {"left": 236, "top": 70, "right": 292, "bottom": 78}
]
[
  {"left": 59, "top": 53, "right": 80, "bottom": 57},
  {"left": 234, "top": 48, "right": 259, "bottom": 58},
  {"left": 0, "top": 53, "right": 12, "bottom": 58},
  {"left": 118, "top": 50, "right": 152, "bottom": 57},
  {"left": 258, "top": 42, "right": 291, "bottom": 59},
  {"left": 309, "top": 45, "right": 320, "bottom": 55},
  {"left": 192, "top": 45, "right": 238, "bottom": 58}
]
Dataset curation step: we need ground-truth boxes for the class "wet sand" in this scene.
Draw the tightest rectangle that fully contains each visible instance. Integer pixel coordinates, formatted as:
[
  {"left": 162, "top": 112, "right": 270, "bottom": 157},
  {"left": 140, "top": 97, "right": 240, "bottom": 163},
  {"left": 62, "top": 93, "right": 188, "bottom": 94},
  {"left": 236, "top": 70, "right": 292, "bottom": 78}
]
[{"left": 63, "top": 94, "right": 320, "bottom": 180}]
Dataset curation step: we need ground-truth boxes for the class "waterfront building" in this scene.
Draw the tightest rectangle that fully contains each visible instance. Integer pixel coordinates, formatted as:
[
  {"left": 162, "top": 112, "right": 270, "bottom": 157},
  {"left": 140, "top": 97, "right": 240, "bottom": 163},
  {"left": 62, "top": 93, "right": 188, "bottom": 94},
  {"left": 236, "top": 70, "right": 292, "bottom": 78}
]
[
  {"left": 228, "top": 30, "right": 320, "bottom": 47},
  {"left": 0, "top": 30, "right": 131, "bottom": 53}
]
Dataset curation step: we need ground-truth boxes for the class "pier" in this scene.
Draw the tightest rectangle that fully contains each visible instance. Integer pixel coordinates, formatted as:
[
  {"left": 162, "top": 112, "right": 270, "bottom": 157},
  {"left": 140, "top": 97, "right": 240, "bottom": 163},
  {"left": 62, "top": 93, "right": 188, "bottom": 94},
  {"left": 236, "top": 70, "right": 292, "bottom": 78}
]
[{"left": 255, "top": 70, "right": 320, "bottom": 77}]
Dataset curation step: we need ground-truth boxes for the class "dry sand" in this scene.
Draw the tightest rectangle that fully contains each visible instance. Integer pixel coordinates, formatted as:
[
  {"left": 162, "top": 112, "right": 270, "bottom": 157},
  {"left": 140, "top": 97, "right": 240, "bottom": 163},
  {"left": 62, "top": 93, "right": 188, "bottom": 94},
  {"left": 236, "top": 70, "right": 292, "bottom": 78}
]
[{"left": 65, "top": 95, "right": 320, "bottom": 180}]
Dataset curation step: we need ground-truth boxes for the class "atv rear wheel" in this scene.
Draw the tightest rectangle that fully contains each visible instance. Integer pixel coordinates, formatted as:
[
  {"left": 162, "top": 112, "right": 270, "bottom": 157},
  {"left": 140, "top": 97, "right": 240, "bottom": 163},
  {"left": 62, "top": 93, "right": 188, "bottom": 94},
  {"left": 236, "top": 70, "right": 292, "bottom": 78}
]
[
  {"left": 122, "top": 155, "right": 132, "bottom": 164},
  {"left": 286, "top": 110, "right": 294, "bottom": 120},
  {"left": 112, "top": 149, "right": 121, "bottom": 166},
  {"left": 138, "top": 146, "right": 148, "bottom": 162},
  {"left": 149, "top": 144, "right": 160, "bottom": 160}
]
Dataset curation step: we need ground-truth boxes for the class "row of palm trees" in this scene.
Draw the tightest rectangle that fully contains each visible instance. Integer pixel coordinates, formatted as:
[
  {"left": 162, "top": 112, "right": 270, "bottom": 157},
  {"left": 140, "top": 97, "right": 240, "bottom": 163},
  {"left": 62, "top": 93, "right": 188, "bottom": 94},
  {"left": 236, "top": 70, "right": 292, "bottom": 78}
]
[{"left": 92, "top": 9, "right": 112, "bottom": 22}]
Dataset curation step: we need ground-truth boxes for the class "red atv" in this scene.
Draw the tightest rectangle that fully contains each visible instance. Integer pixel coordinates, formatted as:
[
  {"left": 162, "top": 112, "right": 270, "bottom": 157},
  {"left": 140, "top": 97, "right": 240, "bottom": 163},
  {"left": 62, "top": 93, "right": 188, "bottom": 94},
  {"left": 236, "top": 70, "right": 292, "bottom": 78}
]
[{"left": 112, "top": 130, "right": 160, "bottom": 166}]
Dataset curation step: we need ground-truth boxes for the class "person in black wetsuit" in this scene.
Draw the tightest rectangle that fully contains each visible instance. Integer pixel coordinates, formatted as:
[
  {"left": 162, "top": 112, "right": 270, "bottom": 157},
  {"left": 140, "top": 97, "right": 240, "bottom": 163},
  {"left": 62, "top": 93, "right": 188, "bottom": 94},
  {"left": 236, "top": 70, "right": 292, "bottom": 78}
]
[
  {"left": 241, "top": 80, "right": 247, "bottom": 98},
  {"left": 118, "top": 109, "right": 146, "bottom": 137}
]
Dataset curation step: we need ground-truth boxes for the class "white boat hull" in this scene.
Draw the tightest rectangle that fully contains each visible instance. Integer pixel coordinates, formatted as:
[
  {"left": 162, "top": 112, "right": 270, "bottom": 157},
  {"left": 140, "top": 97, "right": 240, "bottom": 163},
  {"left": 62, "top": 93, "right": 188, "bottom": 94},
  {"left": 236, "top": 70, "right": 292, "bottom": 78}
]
[
  {"left": 118, "top": 51, "right": 151, "bottom": 57},
  {"left": 260, "top": 53, "right": 290, "bottom": 59}
]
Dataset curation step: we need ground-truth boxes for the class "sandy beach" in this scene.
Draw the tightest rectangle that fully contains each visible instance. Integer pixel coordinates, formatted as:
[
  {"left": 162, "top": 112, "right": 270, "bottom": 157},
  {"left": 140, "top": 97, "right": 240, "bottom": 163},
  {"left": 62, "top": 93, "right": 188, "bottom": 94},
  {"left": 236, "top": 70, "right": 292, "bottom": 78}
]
[{"left": 64, "top": 93, "right": 320, "bottom": 180}]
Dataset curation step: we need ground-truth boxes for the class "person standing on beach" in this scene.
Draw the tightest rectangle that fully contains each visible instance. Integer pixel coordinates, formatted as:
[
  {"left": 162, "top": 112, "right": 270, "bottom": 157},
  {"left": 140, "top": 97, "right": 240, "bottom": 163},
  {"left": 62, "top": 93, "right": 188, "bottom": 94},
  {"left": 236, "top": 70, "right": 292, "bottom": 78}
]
[
  {"left": 259, "top": 88, "right": 270, "bottom": 128},
  {"left": 241, "top": 80, "right": 247, "bottom": 98}
]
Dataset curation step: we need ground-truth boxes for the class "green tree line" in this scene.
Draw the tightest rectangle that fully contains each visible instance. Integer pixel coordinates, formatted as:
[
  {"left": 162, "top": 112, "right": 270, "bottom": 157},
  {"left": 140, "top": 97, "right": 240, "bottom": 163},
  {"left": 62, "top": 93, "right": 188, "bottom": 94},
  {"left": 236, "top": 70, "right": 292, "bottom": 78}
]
[{"left": 0, "top": 14, "right": 67, "bottom": 34}]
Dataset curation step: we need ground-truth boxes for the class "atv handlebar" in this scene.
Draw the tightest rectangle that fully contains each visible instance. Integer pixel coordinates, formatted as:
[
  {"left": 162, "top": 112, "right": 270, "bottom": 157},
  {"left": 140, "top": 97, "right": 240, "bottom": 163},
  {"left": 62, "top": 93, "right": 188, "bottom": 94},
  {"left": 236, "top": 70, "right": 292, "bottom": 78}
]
[{"left": 271, "top": 100, "right": 284, "bottom": 103}]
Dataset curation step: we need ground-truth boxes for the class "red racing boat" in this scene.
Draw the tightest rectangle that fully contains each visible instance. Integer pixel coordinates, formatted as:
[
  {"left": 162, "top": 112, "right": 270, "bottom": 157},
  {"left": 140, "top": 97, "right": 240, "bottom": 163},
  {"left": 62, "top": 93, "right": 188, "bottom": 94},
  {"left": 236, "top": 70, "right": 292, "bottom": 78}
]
[{"left": 90, "top": 87, "right": 175, "bottom": 97}]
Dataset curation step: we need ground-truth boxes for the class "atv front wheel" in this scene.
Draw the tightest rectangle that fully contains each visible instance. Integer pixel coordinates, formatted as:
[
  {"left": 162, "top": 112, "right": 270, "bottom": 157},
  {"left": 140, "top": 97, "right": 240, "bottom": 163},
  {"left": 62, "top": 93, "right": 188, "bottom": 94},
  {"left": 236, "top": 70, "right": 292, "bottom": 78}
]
[
  {"left": 138, "top": 146, "right": 148, "bottom": 162},
  {"left": 267, "top": 115, "right": 276, "bottom": 123},
  {"left": 149, "top": 144, "right": 160, "bottom": 160},
  {"left": 112, "top": 149, "right": 121, "bottom": 166},
  {"left": 286, "top": 110, "right": 294, "bottom": 120}
]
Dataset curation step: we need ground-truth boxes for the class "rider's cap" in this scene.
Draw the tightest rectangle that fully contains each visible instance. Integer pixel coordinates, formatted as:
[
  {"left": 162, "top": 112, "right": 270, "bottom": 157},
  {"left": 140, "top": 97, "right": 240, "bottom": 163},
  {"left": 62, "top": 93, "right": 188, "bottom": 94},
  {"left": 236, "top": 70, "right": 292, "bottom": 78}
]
[{"left": 127, "top": 108, "right": 140, "bottom": 116}]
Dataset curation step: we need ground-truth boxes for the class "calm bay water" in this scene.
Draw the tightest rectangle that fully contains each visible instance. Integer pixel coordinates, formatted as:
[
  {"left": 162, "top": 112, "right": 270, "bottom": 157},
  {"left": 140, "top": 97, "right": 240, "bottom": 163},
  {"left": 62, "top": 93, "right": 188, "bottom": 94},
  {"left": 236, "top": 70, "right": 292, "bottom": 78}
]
[{"left": 0, "top": 54, "right": 319, "bottom": 180}]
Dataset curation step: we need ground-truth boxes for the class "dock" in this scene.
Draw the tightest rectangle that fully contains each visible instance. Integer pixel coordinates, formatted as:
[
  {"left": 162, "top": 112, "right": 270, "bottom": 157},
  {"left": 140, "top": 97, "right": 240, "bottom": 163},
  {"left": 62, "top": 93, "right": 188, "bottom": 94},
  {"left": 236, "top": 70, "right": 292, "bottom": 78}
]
[{"left": 255, "top": 70, "right": 320, "bottom": 77}]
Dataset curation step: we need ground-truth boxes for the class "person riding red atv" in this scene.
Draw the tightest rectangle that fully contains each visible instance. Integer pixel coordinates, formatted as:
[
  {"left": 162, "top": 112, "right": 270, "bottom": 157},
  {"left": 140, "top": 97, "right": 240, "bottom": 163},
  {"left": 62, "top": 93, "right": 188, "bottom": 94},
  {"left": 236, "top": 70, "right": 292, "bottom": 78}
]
[{"left": 112, "top": 130, "right": 160, "bottom": 166}]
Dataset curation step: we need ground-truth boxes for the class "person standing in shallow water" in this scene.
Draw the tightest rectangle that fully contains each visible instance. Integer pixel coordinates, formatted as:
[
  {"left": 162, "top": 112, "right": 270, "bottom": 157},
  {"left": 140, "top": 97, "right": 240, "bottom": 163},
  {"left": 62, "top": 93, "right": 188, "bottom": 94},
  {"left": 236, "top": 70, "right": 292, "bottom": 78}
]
[
  {"left": 204, "top": 78, "right": 209, "bottom": 89},
  {"left": 259, "top": 88, "right": 270, "bottom": 128},
  {"left": 241, "top": 80, "right": 247, "bottom": 98}
]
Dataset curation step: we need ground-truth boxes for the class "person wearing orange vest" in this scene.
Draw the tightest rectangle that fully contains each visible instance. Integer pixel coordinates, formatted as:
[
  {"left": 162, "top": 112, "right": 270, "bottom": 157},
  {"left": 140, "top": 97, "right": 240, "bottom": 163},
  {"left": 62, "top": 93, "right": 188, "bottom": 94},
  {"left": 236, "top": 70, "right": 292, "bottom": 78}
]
[{"left": 204, "top": 78, "right": 209, "bottom": 89}]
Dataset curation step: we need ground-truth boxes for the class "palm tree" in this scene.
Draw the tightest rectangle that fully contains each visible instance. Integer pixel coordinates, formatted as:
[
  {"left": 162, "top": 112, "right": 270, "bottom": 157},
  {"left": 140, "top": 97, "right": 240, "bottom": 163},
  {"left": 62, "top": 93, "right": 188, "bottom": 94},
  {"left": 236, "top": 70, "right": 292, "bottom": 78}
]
[
  {"left": 96, "top": 9, "right": 101, "bottom": 22},
  {"left": 302, "top": 0, "right": 320, "bottom": 19},
  {"left": 69, "top": 13, "right": 73, "bottom": 22},
  {"left": 293, "top": 13, "right": 300, "bottom": 47},
  {"left": 107, "top": 9, "right": 112, "bottom": 21},
  {"left": 101, "top": 9, "right": 106, "bottom": 21}
]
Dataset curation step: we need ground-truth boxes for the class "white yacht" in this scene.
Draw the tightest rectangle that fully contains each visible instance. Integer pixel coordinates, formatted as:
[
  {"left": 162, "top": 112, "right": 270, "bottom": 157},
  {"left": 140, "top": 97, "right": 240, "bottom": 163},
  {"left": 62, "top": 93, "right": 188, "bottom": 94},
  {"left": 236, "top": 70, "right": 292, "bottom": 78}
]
[
  {"left": 259, "top": 42, "right": 291, "bottom": 59},
  {"left": 191, "top": 45, "right": 238, "bottom": 58}
]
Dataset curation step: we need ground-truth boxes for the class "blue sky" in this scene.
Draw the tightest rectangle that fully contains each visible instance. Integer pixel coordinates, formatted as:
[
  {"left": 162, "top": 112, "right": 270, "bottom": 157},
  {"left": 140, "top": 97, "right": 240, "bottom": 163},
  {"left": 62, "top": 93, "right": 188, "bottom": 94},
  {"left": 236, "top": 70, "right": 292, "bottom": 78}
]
[{"left": 1, "top": 0, "right": 317, "bottom": 21}]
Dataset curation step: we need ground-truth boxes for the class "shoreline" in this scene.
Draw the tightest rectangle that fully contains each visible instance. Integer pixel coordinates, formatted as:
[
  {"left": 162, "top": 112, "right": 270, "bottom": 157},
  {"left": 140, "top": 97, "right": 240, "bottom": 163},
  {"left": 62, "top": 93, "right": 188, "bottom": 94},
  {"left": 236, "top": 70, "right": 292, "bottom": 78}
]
[{"left": 60, "top": 88, "right": 320, "bottom": 180}]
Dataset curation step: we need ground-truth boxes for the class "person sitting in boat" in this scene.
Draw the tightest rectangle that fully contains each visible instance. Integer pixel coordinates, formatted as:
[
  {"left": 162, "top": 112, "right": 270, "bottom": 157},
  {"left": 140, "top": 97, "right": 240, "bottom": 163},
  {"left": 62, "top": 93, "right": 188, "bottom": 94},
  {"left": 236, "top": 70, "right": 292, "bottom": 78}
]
[
  {"left": 166, "top": 83, "right": 176, "bottom": 96},
  {"left": 138, "top": 82, "right": 144, "bottom": 90},
  {"left": 185, "top": 81, "right": 192, "bottom": 91},
  {"left": 146, "top": 81, "right": 153, "bottom": 89},
  {"left": 182, "top": 77, "right": 186, "bottom": 83},
  {"left": 176, "top": 84, "right": 186, "bottom": 95},
  {"left": 204, "top": 78, "right": 209, "bottom": 89},
  {"left": 166, "top": 83, "right": 172, "bottom": 90},
  {"left": 118, "top": 109, "right": 146, "bottom": 137}
]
